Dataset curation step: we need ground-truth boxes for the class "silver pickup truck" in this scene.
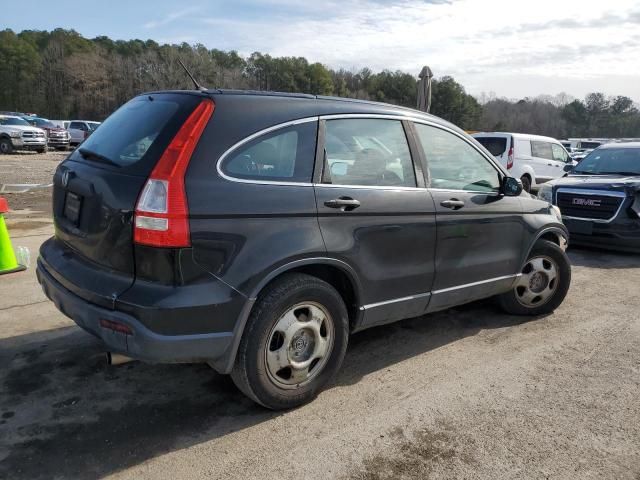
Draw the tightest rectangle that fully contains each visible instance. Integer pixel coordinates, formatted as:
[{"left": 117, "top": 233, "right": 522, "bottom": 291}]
[{"left": 0, "top": 115, "right": 47, "bottom": 153}]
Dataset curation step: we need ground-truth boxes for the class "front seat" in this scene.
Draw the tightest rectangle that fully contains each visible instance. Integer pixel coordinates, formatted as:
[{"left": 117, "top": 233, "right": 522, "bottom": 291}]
[{"left": 347, "top": 149, "right": 402, "bottom": 186}]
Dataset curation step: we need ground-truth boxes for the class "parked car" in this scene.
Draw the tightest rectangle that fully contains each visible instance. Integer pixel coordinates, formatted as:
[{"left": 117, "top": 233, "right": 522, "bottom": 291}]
[
  {"left": 567, "top": 138, "right": 607, "bottom": 151},
  {"left": 538, "top": 143, "right": 640, "bottom": 252},
  {"left": 0, "top": 115, "right": 47, "bottom": 153},
  {"left": 67, "top": 120, "right": 101, "bottom": 146},
  {"left": 23, "top": 116, "right": 71, "bottom": 150},
  {"left": 37, "top": 91, "right": 571, "bottom": 409},
  {"left": 472, "top": 132, "right": 574, "bottom": 192}
]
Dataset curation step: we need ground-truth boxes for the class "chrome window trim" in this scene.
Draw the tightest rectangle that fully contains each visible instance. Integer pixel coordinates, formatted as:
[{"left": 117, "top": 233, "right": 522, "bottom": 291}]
[
  {"left": 428, "top": 187, "right": 502, "bottom": 196},
  {"left": 555, "top": 188, "right": 627, "bottom": 223},
  {"left": 215, "top": 116, "right": 319, "bottom": 186},
  {"left": 359, "top": 274, "right": 520, "bottom": 310},
  {"left": 314, "top": 183, "right": 424, "bottom": 191},
  {"left": 215, "top": 112, "right": 506, "bottom": 189}
]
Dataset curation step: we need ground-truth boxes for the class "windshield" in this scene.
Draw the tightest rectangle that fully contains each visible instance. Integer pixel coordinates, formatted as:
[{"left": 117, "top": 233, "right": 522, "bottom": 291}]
[
  {"left": 0, "top": 117, "right": 30, "bottom": 126},
  {"left": 87, "top": 122, "right": 101, "bottom": 131},
  {"left": 33, "top": 118, "right": 56, "bottom": 128},
  {"left": 573, "top": 148, "right": 640, "bottom": 176}
]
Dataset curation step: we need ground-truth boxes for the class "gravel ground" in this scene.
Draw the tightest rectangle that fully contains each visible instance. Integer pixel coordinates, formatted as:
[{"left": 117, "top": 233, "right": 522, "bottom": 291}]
[
  {"left": 0, "top": 151, "right": 66, "bottom": 213},
  {"left": 0, "top": 215, "right": 638, "bottom": 479}
]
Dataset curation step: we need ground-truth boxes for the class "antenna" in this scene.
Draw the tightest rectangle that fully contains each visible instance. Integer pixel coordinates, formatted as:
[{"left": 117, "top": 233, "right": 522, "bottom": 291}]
[{"left": 177, "top": 58, "right": 207, "bottom": 91}]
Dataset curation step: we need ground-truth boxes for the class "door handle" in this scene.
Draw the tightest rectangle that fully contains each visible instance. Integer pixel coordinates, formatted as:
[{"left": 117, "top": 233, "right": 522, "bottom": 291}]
[
  {"left": 440, "top": 199, "right": 465, "bottom": 210},
  {"left": 324, "top": 197, "right": 361, "bottom": 211},
  {"left": 547, "top": 163, "right": 553, "bottom": 166}
]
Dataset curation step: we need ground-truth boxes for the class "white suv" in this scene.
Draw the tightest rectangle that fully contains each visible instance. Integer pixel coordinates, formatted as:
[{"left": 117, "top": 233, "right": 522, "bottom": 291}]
[
  {"left": 0, "top": 115, "right": 47, "bottom": 154},
  {"left": 472, "top": 132, "right": 573, "bottom": 192}
]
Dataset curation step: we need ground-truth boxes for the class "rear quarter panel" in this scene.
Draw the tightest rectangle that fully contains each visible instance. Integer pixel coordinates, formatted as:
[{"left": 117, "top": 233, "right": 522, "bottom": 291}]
[{"left": 185, "top": 95, "right": 327, "bottom": 297}]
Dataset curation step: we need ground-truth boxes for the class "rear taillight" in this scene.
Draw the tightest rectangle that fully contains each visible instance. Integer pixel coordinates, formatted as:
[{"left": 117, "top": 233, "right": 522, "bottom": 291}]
[
  {"left": 134, "top": 99, "right": 214, "bottom": 247},
  {"left": 84, "top": 130, "right": 89, "bottom": 139},
  {"left": 507, "top": 145, "right": 514, "bottom": 170}
]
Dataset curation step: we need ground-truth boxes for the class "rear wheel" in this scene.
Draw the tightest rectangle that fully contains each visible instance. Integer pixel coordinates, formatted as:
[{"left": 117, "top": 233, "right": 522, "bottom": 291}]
[
  {"left": 231, "top": 273, "right": 349, "bottom": 410},
  {"left": 498, "top": 240, "right": 571, "bottom": 315},
  {"left": 0, "top": 138, "right": 14, "bottom": 154},
  {"left": 520, "top": 175, "right": 532, "bottom": 193}
]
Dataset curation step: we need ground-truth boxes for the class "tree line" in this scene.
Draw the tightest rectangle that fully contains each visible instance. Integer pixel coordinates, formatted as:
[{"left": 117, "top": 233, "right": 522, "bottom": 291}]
[{"left": 0, "top": 28, "right": 638, "bottom": 139}]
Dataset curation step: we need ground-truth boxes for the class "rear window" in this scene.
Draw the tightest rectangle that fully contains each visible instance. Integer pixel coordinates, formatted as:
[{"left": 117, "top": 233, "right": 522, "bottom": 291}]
[
  {"left": 475, "top": 137, "right": 507, "bottom": 156},
  {"left": 580, "top": 141, "right": 601, "bottom": 149},
  {"left": 68, "top": 93, "right": 201, "bottom": 173}
]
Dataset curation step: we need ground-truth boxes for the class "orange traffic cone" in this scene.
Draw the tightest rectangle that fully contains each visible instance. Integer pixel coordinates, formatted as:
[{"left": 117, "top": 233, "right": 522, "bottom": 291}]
[{"left": 0, "top": 196, "right": 27, "bottom": 275}]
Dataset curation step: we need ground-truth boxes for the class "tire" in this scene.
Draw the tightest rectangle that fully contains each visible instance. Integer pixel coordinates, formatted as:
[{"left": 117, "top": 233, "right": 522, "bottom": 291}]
[
  {"left": 36, "top": 147, "right": 46, "bottom": 154},
  {"left": 231, "top": 273, "right": 349, "bottom": 410},
  {"left": 520, "top": 175, "right": 532, "bottom": 193},
  {"left": 0, "top": 138, "right": 14, "bottom": 154},
  {"left": 498, "top": 240, "right": 571, "bottom": 316}
]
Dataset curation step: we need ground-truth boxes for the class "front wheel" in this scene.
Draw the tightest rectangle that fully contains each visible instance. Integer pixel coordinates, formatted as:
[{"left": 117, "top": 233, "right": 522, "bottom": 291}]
[
  {"left": 0, "top": 138, "right": 14, "bottom": 154},
  {"left": 498, "top": 240, "right": 571, "bottom": 315},
  {"left": 231, "top": 273, "right": 349, "bottom": 410}
]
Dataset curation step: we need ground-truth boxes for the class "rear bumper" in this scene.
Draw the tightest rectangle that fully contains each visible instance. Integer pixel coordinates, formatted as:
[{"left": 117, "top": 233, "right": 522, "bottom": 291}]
[{"left": 37, "top": 257, "right": 236, "bottom": 364}]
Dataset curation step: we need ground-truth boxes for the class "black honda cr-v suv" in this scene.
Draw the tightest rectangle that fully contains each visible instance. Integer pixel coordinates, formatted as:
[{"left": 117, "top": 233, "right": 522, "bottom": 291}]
[{"left": 37, "top": 90, "right": 571, "bottom": 409}]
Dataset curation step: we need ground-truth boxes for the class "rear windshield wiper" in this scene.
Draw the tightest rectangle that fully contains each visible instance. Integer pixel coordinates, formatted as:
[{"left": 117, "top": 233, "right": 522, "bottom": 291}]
[{"left": 78, "top": 148, "right": 120, "bottom": 168}]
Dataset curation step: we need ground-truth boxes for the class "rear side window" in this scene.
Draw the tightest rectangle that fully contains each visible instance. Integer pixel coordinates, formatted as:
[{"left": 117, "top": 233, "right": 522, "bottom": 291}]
[
  {"left": 221, "top": 122, "right": 317, "bottom": 183},
  {"left": 531, "top": 141, "right": 554, "bottom": 160},
  {"left": 475, "top": 137, "right": 507, "bottom": 156},
  {"left": 323, "top": 119, "right": 416, "bottom": 187}
]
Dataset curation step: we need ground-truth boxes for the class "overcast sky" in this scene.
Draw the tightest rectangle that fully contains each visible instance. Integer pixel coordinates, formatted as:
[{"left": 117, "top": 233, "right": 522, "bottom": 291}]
[{"left": 5, "top": 0, "right": 640, "bottom": 101}]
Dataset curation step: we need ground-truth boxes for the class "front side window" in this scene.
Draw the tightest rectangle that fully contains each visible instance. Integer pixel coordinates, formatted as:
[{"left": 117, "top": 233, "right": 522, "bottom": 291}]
[
  {"left": 551, "top": 143, "right": 569, "bottom": 163},
  {"left": 415, "top": 123, "right": 501, "bottom": 193},
  {"left": 531, "top": 141, "right": 553, "bottom": 160},
  {"left": 323, "top": 119, "right": 416, "bottom": 187},
  {"left": 222, "top": 122, "right": 317, "bottom": 182}
]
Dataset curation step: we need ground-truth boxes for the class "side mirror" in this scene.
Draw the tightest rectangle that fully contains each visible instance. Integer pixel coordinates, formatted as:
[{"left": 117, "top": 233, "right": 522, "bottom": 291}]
[
  {"left": 563, "top": 164, "right": 573, "bottom": 173},
  {"left": 502, "top": 176, "right": 523, "bottom": 196}
]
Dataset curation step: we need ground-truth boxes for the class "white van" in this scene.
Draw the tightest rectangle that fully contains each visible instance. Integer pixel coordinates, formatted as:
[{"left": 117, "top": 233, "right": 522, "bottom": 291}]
[{"left": 472, "top": 132, "right": 573, "bottom": 192}]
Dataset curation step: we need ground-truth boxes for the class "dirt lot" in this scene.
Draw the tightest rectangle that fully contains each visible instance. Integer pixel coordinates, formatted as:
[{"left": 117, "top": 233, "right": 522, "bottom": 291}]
[
  {"left": 0, "top": 178, "right": 639, "bottom": 479},
  {"left": 0, "top": 151, "right": 66, "bottom": 213}
]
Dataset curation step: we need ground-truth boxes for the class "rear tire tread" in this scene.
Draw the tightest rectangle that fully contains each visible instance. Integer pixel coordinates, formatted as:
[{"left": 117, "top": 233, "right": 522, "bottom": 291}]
[{"left": 231, "top": 273, "right": 349, "bottom": 410}]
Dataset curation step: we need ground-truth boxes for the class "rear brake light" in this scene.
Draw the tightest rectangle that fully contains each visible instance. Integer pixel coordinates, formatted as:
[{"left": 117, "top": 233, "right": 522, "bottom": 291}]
[
  {"left": 134, "top": 99, "right": 214, "bottom": 247},
  {"left": 507, "top": 145, "right": 514, "bottom": 170}
]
